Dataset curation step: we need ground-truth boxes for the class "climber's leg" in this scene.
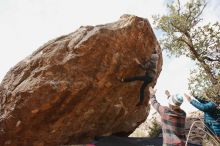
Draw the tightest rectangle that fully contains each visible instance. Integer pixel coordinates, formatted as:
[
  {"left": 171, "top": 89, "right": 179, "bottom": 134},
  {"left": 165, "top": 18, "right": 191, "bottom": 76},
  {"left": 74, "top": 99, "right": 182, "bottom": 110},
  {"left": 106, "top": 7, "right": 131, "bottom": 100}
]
[
  {"left": 136, "top": 76, "right": 153, "bottom": 106},
  {"left": 122, "top": 75, "right": 145, "bottom": 82}
]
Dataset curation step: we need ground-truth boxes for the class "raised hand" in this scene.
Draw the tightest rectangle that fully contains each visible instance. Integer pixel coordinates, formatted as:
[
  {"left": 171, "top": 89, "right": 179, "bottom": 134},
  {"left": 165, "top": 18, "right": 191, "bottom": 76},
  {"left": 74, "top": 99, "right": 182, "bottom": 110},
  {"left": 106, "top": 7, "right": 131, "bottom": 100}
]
[
  {"left": 149, "top": 86, "right": 157, "bottom": 96},
  {"left": 165, "top": 90, "right": 171, "bottom": 98},
  {"left": 133, "top": 58, "right": 141, "bottom": 64},
  {"left": 184, "top": 93, "right": 192, "bottom": 102}
]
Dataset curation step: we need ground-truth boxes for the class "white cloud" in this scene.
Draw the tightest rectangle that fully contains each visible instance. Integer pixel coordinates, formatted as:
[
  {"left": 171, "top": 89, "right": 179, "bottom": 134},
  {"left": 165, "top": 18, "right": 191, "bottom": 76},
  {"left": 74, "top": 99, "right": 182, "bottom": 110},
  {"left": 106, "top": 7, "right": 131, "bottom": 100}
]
[
  {"left": 202, "top": 0, "right": 220, "bottom": 23},
  {"left": 156, "top": 56, "right": 191, "bottom": 93}
]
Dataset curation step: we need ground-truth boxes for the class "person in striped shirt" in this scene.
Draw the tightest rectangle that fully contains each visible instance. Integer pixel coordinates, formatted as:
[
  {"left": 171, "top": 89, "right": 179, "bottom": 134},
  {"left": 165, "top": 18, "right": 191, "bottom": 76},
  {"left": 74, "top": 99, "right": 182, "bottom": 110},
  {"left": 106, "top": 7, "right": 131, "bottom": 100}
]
[{"left": 149, "top": 86, "right": 186, "bottom": 146}]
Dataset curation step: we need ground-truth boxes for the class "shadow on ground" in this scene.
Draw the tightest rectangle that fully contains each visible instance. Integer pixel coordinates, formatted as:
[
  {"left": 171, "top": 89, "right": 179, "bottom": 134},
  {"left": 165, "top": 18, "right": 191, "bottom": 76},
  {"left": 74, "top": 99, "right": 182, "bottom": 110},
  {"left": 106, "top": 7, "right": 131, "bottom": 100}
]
[
  {"left": 94, "top": 136, "right": 162, "bottom": 146},
  {"left": 92, "top": 136, "right": 201, "bottom": 146}
]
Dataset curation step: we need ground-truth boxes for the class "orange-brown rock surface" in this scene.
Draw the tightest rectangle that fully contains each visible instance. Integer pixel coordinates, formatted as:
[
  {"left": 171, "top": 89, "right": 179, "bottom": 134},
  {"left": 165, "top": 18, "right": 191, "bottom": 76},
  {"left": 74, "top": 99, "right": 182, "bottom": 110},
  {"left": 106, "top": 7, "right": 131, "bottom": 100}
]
[{"left": 0, "top": 14, "right": 162, "bottom": 146}]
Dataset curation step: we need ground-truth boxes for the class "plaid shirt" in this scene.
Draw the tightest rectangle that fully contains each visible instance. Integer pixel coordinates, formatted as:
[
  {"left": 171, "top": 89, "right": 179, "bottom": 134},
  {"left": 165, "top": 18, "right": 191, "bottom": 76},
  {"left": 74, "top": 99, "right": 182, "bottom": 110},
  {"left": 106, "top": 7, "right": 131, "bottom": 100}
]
[{"left": 150, "top": 95, "right": 186, "bottom": 146}]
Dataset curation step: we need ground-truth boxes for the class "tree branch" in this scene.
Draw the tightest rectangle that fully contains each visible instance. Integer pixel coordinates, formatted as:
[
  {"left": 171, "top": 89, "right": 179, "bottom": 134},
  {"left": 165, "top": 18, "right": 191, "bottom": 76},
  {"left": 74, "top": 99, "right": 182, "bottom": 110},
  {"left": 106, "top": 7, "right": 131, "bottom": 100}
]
[
  {"left": 177, "top": 34, "right": 218, "bottom": 85},
  {"left": 177, "top": 0, "right": 181, "bottom": 15},
  {"left": 194, "top": 2, "right": 207, "bottom": 20},
  {"left": 203, "top": 56, "right": 220, "bottom": 62}
]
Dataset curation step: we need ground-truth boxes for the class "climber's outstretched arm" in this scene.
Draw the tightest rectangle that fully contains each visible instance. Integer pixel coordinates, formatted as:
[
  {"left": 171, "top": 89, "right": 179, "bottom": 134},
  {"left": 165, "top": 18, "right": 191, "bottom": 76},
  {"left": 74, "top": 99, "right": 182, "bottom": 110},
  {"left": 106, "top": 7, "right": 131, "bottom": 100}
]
[{"left": 133, "top": 58, "right": 149, "bottom": 70}]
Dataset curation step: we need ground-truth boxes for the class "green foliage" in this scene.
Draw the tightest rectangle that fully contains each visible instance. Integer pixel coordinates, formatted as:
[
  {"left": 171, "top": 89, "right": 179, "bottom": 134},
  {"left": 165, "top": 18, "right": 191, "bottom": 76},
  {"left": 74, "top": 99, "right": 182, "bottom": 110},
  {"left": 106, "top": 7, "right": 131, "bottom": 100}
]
[
  {"left": 148, "top": 117, "right": 161, "bottom": 138},
  {"left": 189, "top": 66, "right": 220, "bottom": 99},
  {"left": 153, "top": 0, "right": 220, "bottom": 99}
]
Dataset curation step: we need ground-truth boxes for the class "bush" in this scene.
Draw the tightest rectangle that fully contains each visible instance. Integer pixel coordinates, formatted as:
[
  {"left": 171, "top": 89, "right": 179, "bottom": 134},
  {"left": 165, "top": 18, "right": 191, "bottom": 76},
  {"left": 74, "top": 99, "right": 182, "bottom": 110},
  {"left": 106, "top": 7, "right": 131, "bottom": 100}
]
[{"left": 148, "top": 117, "right": 161, "bottom": 137}]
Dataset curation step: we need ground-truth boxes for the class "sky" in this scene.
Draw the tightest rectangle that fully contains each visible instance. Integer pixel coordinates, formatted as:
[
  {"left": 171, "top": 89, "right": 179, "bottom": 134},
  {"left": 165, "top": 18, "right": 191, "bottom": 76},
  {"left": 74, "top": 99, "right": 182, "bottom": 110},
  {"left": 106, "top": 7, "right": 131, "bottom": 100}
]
[{"left": 0, "top": 0, "right": 219, "bottom": 113}]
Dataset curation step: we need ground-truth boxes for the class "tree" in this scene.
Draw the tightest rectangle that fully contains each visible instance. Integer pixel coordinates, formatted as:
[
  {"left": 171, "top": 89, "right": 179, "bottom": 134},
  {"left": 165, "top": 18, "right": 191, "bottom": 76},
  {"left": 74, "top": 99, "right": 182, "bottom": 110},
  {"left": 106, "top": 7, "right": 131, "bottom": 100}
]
[
  {"left": 148, "top": 117, "right": 161, "bottom": 138},
  {"left": 153, "top": 0, "right": 220, "bottom": 99}
]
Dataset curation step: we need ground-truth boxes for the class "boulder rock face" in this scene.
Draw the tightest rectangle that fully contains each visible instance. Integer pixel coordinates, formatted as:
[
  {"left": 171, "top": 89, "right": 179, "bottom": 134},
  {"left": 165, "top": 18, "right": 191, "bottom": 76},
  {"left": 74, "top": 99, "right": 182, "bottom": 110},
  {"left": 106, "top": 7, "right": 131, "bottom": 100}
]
[{"left": 0, "top": 14, "right": 162, "bottom": 146}]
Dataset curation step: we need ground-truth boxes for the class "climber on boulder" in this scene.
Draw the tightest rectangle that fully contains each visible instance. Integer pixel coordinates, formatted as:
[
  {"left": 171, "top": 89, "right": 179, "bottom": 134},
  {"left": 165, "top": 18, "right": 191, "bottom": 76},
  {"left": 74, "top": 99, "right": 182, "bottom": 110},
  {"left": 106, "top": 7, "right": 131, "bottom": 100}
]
[{"left": 119, "top": 51, "right": 159, "bottom": 106}]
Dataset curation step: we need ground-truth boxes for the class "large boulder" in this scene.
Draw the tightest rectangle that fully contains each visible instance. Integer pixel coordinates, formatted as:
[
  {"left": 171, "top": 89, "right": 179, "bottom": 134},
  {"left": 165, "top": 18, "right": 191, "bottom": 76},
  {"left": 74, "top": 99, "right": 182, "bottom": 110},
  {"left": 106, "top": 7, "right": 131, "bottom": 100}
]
[{"left": 0, "top": 14, "right": 162, "bottom": 146}]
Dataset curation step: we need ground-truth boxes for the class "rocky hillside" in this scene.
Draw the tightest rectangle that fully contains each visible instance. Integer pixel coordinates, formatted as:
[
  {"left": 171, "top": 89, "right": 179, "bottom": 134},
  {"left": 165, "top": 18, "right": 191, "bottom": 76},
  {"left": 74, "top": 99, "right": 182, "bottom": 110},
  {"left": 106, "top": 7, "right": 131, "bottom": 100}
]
[{"left": 0, "top": 15, "right": 162, "bottom": 146}]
